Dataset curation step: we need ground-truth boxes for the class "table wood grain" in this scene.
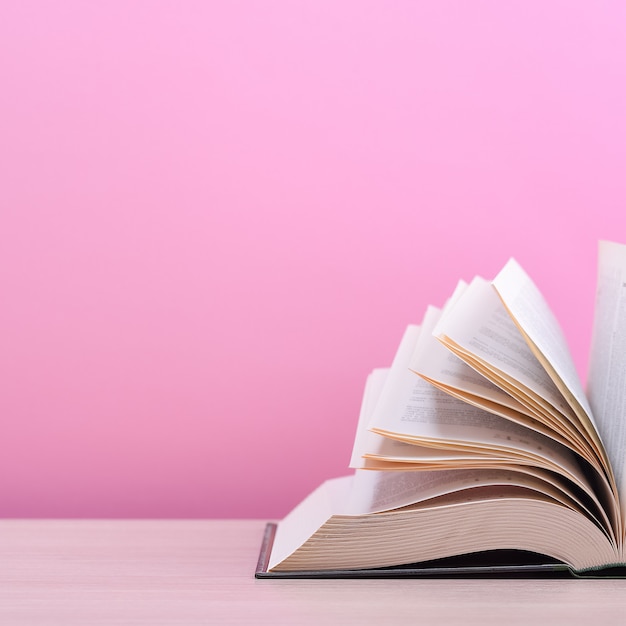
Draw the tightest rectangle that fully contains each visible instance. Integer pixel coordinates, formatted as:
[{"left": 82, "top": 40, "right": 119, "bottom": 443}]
[{"left": 1, "top": 519, "right": 626, "bottom": 625}]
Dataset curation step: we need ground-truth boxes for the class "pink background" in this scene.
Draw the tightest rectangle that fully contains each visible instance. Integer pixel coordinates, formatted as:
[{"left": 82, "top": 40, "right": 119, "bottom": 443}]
[{"left": 1, "top": 2, "right": 626, "bottom": 518}]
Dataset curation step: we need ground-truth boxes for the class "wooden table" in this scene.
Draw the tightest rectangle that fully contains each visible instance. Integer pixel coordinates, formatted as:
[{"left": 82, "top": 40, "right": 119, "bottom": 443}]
[{"left": 2, "top": 519, "right": 626, "bottom": 625}]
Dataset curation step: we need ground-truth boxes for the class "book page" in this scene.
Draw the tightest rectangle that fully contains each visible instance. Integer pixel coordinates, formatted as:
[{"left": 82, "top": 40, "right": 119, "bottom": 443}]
[
  {"left": 433, "top": 275, "right": 602, "bottom": 465},
  {"left": 348, "top": 362, "right": 557, "bottom": 472},
  {"left": 587, "top": 240, "right": 626, "bottom": 524},
  {"left": 350, "top": 369, "right": 577, "bottom": 477},
  {"left": 369, "top": 325, "right": 540, "bottom": 444},
  {"left": 435, "top": 275, "right": 578, "bottom": 418},
  {"left": 492, "top": 259, "right": 608, "bottom": 469},
  {"left": 366, "top": 325, "right": 592, "bottom": 492},
  {"left": 349, "top": 368, "right": 390, "bottom": 468},
  {"left": 411, "top": 305, "right": 524, "bottom": 412},
  {"left": 268, "top": 475, "right": 352, "bottom": 570},
  {"left": 347, "top": 360, "right": 610, "bottom": 529},
  {"left": 345, "top": 467, "right": 598, "bottom": 522},
  {"left": 411, "top": 304, "right": 572, "bottom": 446}
]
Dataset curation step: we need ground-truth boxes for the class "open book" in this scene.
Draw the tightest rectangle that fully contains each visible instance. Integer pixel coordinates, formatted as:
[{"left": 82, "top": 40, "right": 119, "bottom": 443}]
[{"left": 256, "top": 241, "right": 626, "bottom": 578}]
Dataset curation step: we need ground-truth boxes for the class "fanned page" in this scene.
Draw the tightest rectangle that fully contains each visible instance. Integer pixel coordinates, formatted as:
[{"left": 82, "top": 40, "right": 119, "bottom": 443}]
[
  {"left": 364, "top": 326, "right": 600, "bottom": 507},
  {"left": 492, "top": 259, "right": 609, "bottom": 472},
  {"left": 432, "top": 278, "right": 593, "bottom": 460},
  {"left": 346, "top": 465, "right": 611, "bottom": 538},
  {"left": 491, "top": 258, "right": 620, "bottom": 539},
  {"left": 349, "top": 368, "right": 390, "bottom": 469},
  {"left": 587, "top": 241, "right": 626, "bottom": 535},
  {"left": 411, "top": 304, "right": 574, "bottom": 448},
  {"left": 350, "top": 364, "right": 604, "bottom": 523},
  {"left": 345, "top": 467, "right": 598, "bottom": 518}
]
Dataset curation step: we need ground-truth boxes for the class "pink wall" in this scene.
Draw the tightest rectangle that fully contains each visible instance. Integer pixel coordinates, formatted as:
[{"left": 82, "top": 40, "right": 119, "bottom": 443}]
[{"left": 2, "top": 2, "right": 626, "bottom": 518}]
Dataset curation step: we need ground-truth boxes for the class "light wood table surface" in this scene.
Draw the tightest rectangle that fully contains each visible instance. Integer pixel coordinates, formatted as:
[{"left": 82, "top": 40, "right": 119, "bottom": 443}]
[{"left": 2, "top": 519, "right": 626, "bottom": 625}]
